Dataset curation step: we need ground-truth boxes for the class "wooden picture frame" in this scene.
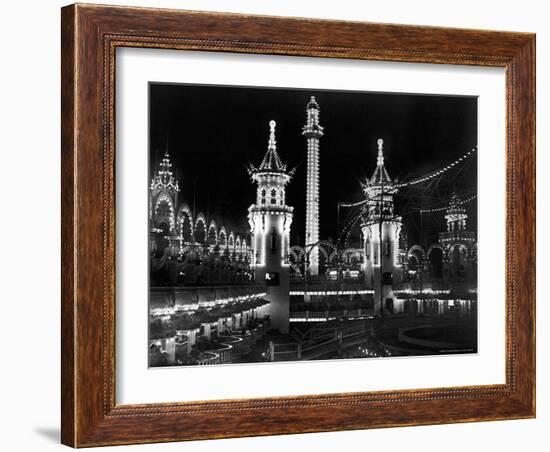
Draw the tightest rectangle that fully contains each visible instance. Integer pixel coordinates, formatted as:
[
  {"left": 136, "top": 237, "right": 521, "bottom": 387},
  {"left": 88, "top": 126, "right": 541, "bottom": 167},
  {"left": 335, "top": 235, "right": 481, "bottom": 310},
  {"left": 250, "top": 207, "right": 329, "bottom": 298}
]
[{"left": 61, "top": 3, "right": 535, "bottom": 447}]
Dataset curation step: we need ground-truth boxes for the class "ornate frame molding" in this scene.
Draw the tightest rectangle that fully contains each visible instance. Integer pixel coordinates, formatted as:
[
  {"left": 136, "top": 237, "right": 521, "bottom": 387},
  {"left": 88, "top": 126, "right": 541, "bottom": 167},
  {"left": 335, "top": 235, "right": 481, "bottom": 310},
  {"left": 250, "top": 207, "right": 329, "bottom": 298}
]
[{"left": 61, "top": 4, "right": 535, "bottom": 447}]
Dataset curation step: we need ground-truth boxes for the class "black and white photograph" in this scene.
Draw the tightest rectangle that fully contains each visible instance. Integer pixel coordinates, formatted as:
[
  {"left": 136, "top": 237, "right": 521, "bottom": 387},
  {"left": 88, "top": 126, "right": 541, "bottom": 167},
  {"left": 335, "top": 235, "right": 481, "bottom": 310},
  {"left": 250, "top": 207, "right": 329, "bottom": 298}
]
[{"left": 148, "top": 83, "right": 478, "bottom": 367}]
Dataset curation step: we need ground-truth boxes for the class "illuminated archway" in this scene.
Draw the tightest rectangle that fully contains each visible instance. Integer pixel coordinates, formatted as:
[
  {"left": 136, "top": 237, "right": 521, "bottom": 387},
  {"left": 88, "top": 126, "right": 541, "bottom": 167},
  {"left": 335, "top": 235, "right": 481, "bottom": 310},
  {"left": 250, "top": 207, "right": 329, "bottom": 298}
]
[
  {"left": 176, "top": 204, "right": 193, "bottom": 242},
  {"left": 427, "top": 244, "right": 445, "bottom": 278},
  {"left": 218, "top": 226, "right": 227, "bottom": 246},
  {"left": 447, "top": 242, "right": 469, "bottom": 262},
  {"left": 194, "top": 213, "right": 207, "bottom": 244},
  {"left": 154, "top": 192, "right": 175, "bottom": 231},
  {"left": 289, "top": 246, "right": 305, "bottom": 276},
  {"left": 305, "top": 241, "right": 333, "bottom": 274},
  {"left": 207, "top": 220, "right": 218, "bottom": 246},
  {"left": 405, "top": 245, "right": 426, "bottom": 275},
  {"left": 447, "top": 242, "right": 469, "bottom": 279},
  {"left": 407, "top": 245, "right": 426, "bottom": 262}
]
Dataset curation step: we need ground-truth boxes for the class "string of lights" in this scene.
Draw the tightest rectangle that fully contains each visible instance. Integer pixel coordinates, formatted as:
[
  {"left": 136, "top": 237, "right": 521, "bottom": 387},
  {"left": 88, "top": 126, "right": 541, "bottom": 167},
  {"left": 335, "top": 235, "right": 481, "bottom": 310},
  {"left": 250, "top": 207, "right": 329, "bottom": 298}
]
[
  {"left": 419, "top": 194, "right": 477, "bottom": 214},
  {"left": 337, "top": 146, "right": 476, "bottom": 213},
  {"left": 339, "top": 199, "right": 367, "bottom": 208},
  {"left": 395, "top": 147, "right": 477, "bottom": 188},
  {"left": 342, "top": 215, "right": 363, "bottom": 246},
  {"left": 335, "top": 145, "right": 477, "bottom": 246}
]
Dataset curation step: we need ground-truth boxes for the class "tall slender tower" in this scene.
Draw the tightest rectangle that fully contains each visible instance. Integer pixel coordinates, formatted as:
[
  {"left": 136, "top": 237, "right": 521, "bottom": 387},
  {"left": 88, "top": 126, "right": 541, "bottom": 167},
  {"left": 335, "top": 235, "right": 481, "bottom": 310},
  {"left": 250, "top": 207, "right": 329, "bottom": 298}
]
[
  {"left": 302, "top": 96, "right": 324, "bottom": 276},
  {"left": 361, "top": 139, "right": 403, "bottom": 315},
  {"left": 248, "top": 120, "right": 294, "bottom": 333}
]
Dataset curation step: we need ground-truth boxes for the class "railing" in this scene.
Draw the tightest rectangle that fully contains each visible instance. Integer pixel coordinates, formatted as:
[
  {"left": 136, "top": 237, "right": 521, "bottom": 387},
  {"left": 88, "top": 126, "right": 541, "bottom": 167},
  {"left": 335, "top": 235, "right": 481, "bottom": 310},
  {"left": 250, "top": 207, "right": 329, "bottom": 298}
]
[
  {"left": 394, "top": 282, "right": 451, "bottom": 292},
  {"left": 198, "top": 322, "right": 269, "bottom": 365},
  {"left": 202, "top": 342, "right": 233, "bottom": 364},
  {"left": 289, "top": 309, "right": 373, "bottom": 322},
  {"left": 151, "top": 284, "right": 267, "bottom": 303},
  {"left": 439, "top": 231, "right": 476, "bottom": 241},
  {"left": 197, "top": 351, "right": 221, "bottom": 365},
  {"left": 393, "top": 281, "right": 477, "bottom": 298},
  {"left": 267, "top": 322, "right": 369, "bottom": 361},
  {"left": 290, "top": 279, "right": 372, "bottom": 290}
]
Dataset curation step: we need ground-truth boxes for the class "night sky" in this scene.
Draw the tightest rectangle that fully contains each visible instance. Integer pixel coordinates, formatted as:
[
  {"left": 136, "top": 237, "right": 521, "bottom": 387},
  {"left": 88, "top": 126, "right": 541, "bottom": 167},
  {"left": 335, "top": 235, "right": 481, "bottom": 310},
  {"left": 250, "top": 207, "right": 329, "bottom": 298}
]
[{"left": 149, "top": 83, "right": 477, "bottom": 248}]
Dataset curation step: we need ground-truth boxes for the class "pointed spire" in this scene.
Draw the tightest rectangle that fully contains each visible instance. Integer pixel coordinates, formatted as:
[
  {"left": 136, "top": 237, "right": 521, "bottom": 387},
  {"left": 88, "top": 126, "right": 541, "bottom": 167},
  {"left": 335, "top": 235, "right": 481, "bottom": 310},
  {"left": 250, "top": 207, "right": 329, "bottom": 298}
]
[
  {"left": 303, "top": 96, "right": 324, "bottom": 138},
  {"left": 158, "top": 131, "right": 173, "bottom": 175},
  {"left": 368, "top": 138, "right": 392, "bottom": 185},
  {"left": 150, "top": 134, "right": 180, "bottom": 192},
  {"left": 268, "top": 119, "right": 277, "bottom": 151},
  {"left": 257, "top": 120, "right": 287, "bottom": 172},
  {"left": 307, "top": 95, "right": 319, "bottom": 110},
  {"left": 377, "top": 138, "right": 385, "bottom": 166}
]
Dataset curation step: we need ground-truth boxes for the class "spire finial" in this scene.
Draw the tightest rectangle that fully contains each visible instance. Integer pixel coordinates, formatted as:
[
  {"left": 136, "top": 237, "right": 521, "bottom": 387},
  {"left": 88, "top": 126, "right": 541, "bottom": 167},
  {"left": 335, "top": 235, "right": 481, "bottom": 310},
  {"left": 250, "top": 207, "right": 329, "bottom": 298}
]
[
  {"left": 253, "top": 119, "right": 286, "bottom": 172},
  {"left": 307, "top": 96, "right": 319, "bottom": 110},
  {"left": 377, "top": 138, "right": 384, "bottom": 166},
  {"left": 268, "top": 120, "right": 277, "bottom": 150},
  {"left": 164, "top": 129, "right": 170, "bottom": 157},
  {"left": 150, "top": 133, "right": 180, "bottom": 193}
]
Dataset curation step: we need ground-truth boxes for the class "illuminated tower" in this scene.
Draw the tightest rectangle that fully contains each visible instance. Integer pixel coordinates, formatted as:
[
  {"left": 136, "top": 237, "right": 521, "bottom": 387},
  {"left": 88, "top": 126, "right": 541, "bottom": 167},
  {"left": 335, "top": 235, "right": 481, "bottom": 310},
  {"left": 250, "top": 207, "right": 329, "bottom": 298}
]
[
  {"left": 361, "top": 139, "right": 403, "bottom": 315},
  {"left": 248, "top": 120, "right": 294, "bottom": 333},
  {"left": 302, "top": 96, "right": 324, "bottom": 276},
  {"left": 439, "top": 194, "right": 476, "bottom": 281},
  {"left": 150, "top": 148, "right": 180, "bottom": 234},
  {"left": 443, "top": 193, "right": 468, "bottom": 234}
]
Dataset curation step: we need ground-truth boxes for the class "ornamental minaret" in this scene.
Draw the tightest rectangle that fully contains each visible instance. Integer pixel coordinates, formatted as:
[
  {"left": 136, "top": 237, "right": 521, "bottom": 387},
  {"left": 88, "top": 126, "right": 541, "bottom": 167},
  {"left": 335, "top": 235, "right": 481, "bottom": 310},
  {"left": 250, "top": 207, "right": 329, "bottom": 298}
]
[
  {"left": 302, "top": 96, "right": 324, "bottom": 276},
  {"left": 248, "top": 120, "right": 294, "bottom": 333},
  {"left": 361, "top": 139, "right": 403, "bottom": 315},
  {"left": 439, "top": 193, "right": 476, "bottom": 281},
  {"left": 150, "top": 148, "right": 180, "bottom": 233},
  {"left": 444, "top": 193, "right": 468, "bottom": 232}
]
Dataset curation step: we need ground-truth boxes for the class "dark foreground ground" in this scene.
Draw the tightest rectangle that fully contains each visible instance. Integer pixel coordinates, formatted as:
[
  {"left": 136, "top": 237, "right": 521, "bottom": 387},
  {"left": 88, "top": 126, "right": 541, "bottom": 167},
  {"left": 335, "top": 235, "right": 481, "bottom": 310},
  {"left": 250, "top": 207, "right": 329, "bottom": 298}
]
[{"left": 237, "top": 314, "right": 477, "bottom": 363}]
